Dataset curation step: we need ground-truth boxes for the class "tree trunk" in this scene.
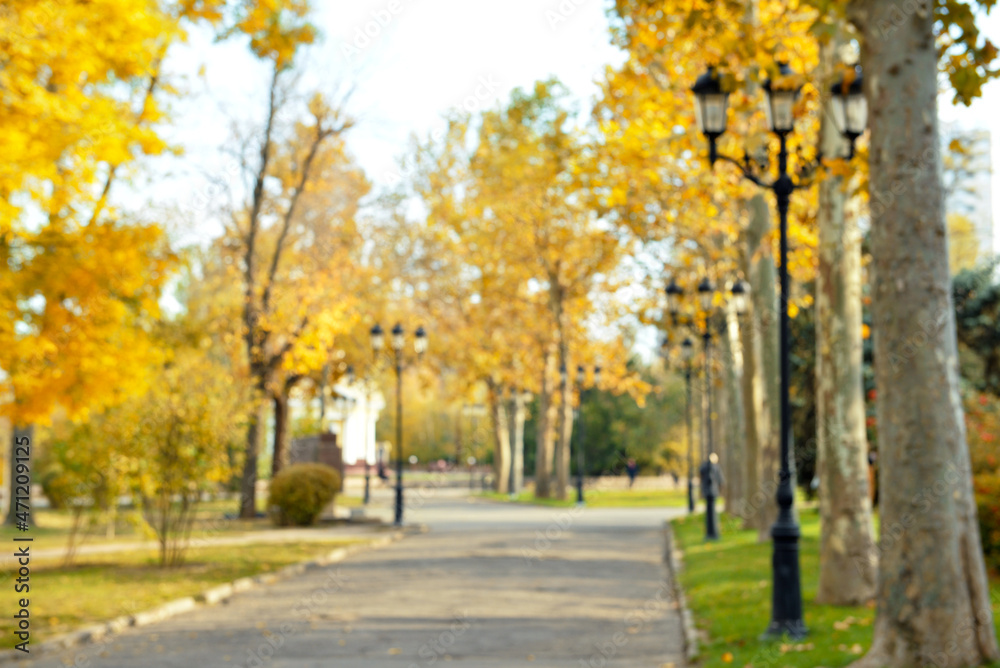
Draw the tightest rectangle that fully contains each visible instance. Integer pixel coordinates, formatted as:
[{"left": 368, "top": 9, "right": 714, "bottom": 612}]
[
  {"left": 553, "top": 289, "right": 573, "bottom": 501},
  {"left": 271, "top": 391, "right": 290, "bottom": 478},
  {"left": 721, "top": 308, "right": 745, "bottom": 517},
  {"left": 814, "top": 38, "right": 877, "bottom": 607},
  {"left": 488, "top": 381, "right": 511, "bottom": 494},
  {"left": 534, "top": 348, "right": 557, "bottom": 498},
  {"left": 510, "top": 389, "right": 527, "bottom": 494},
  {"left": 555, "top": 366, "right": 573, "bottom": 501},
  {"left": 5, "top": 424, "right": 33, "bottom": 526},
  {"left": 742, "top": 194, "right": 781, "bottom": 539},
  {"left": 239, "top": 384, "right": 265, "bottom": 519},
  {"left": 739, "top": 216, "right": 767, "bottom": 530},
  {"left": 846, "top": 2, "right": 1000, "bottom": 664}
]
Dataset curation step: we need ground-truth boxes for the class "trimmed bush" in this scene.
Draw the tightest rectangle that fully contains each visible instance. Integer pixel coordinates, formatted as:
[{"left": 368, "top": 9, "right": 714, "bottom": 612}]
[{"left": 268, "top": 463, "right": 341, "bottom": 526}]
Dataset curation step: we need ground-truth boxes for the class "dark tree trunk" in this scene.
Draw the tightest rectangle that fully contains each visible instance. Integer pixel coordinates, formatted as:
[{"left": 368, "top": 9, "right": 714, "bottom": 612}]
[
  {"left": 239, "top": 384, "right": 266, "bottom": 519},
  {"left": 271, "top": 392, "right": 290, "bottom": 478},
  {"left": 5, "top": 424, "right": 33, "bottom": 526}
]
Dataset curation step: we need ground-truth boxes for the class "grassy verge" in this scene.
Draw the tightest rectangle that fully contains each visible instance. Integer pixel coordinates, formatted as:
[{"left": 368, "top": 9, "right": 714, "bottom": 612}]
[
  {"left": 481, "top": 486, "right": 690, "bottom": 508},
  {"left": 0, "top": 496, "right": 364, "bottom": 553},
  {"left": 672, "top": 511, "right": 1000, "bottom": 667},
  {"left": 1, "top": 537, "right": 370, "bottom": 643}
]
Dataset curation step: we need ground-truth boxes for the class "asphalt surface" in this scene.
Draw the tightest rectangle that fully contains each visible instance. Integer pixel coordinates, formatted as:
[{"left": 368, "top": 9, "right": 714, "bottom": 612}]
[{"left": 23, "top": 491, "right": 687, "bottom": 667}]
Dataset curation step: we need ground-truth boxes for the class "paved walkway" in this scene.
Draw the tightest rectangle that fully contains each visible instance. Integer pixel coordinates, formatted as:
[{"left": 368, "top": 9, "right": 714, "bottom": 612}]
[{"left": 23, "top": 494, "right": 687, "bottom": 667}]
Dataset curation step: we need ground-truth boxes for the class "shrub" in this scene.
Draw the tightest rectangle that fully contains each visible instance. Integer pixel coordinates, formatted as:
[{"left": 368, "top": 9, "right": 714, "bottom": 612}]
[
  {"left": 268, "top": 463, "right": 341, "bottom": 526},
  {"left": 974, "top": 473, "right": 1000, "bottom": 572}
]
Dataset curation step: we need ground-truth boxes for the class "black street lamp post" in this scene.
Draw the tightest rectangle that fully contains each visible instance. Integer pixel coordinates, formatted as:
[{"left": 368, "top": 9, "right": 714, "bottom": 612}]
[
  {"left": 665, "top": 280, "right": 696, "bottom": 514},
  {"left": 568, "top": 364, "right": 601, "bottom": 505},
  {"left": 690, "top": 61, "right": 866, "bottom": 639},
  {"left": 681, "top": 338, "right": 695, "bottom": 513},
  {"left": 666, "top": 277, "right": 750, "bottom": 540},
  {"left": 696, "top": 278, "right": 720, "bottom": 541},
  {"left": 371, "top": 322, "right": 427, "bottom": 526}
]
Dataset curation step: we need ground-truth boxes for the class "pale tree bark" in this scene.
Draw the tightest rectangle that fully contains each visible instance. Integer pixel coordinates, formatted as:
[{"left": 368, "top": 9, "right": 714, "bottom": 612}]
[
  {"left": 534, "top": 348, "right": 558, "bottom": 498},
  {"left": 487, "top": 380, "right": 511, "bottom": 494},
  {"left": 510, "top": 389, "right": 527, "bottom": 494},
  {"left": 552, "top": 286, "right": 573, "bottom": 501},
  {"left": 814, "top": 39, "right": 877, "bottom": 607},
  {"left": 720, "top": 307, "right": 745, "bottom": 517},
  {"left": 846, "top": 1, "right": 1000, "bottom": 665},
  {"left": 738, "top": 216, "right": 767, "bottom": 531},
  {"left": 715, "top": 354, "right": 731, "bottom": 505},
  {"left": 744, "top": 194, "right": 781, "bottom": 540}
]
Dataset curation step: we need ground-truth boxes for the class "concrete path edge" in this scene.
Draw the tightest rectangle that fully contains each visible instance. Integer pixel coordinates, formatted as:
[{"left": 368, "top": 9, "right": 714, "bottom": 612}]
[
  {"left": 0, "top": 526, "right": 421, "bottom": 664},
  {"left": 663, "top": 519, "right": 699, "bottom": 663}
]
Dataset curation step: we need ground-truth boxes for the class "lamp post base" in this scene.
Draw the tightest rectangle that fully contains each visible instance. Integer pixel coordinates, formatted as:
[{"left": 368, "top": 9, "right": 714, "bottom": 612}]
[
  {"left": 762, "top": 506, "right": 807, "bottom": 640},
  {"left": 394, "top": 482, "right": 403, "bottom": 526},
  {"left": 761, "top": 619, "right": 808, "bottom": 641},
  {"left": 364, "top": 474, "right": 371, "bottom": 505},
  {"left": 704, "top": 493, "right": 719, "bottom": 540}
]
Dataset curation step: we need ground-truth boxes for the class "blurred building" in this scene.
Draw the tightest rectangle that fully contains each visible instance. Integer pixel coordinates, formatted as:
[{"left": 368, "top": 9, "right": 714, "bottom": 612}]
[
  {"left": 942, "top": 123, "right": 994, "bottom": 257},
  {"left": 328, "top": 382, "right": 385, "bottom": 466}
]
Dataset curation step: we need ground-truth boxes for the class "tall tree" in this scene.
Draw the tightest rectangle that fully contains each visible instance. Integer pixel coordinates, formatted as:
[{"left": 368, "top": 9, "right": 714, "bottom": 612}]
[
  {"left": 0, "top": 0, "right": 235, "bottom": 523},
  {"left": 846, "top": 0, "right": 1000, "bottom": 664},
  {"left": 472, "top": 81, "right": 622, "bottom": 498},
  {"left": 228, "top": 35, "right": 357, "bottom": 514},
  {"left": 814, "top": 38, "right": 876, "bottom": 606}
]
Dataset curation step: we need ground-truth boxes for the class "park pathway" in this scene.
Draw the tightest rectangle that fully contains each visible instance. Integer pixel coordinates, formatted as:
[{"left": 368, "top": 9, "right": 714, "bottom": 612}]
[{"left": 23, "top": 494, "right": 688, "bottom": 667}]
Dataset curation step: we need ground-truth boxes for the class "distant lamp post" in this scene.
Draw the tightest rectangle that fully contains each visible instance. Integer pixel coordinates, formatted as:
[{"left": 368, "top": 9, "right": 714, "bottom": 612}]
[
  {"left": 665, "top": 279, "right": 695, "bottom": 514},
  {"left": 573, "top": 364, "right": 601, "bottom": 505},
  {"left": 680, "top": 337, "right": 696, "bottom": 514},
  {"left": 371, "top": 321, "right": 427, "bottom": 526},
  {"left": 690, "top": 60, "right": 867, "bottom": 640},
  {"left": 696, "top": 277, "right": 720, "bottom": 542}
]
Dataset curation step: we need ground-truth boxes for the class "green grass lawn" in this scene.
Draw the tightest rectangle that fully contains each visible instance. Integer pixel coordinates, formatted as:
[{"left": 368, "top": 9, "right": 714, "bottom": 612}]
[
  {"left": 673, "top": 510, "right": 1000, "bottom": 667},
  {"left": 0, "top": 495, "right": 363, "bottom": 553},
  {"left": 481, "top": 486, "right": 690, "bottom": 508},
  {"left": 0, "top": 537, "right": 370, "bottom": 643}
]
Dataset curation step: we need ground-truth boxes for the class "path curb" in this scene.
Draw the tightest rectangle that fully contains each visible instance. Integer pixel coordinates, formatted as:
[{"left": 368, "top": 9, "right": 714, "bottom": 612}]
[
  {"left": 663, "top": 520, "right": 699, "bottom": 663},
  {"left": 0, "top": 529, "right": 407, "bottom": 664}
]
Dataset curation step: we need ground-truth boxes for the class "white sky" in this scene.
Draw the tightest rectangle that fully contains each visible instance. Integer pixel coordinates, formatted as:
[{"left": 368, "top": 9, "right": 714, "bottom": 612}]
[{"left": 144, "top": 0, "right": 1000, "bottom": 258}]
